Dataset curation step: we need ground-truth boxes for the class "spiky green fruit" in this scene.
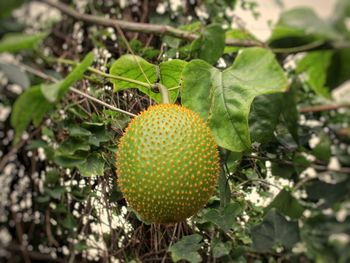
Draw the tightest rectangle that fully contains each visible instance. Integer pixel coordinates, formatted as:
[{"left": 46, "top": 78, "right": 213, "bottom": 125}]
[{"left": 116, "top": 104, "right": 220, "bottom": 224}]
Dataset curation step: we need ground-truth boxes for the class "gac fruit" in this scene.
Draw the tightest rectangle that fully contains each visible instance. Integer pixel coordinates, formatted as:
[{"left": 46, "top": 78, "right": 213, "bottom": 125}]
[{"left": 116, "top": 104, "right": 220, "bottom": 224}]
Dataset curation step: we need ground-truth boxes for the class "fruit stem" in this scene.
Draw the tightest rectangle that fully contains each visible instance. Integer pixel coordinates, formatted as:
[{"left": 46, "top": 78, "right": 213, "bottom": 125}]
[{"left": 154, "top": 83, "right": 170, "bottom": 104}]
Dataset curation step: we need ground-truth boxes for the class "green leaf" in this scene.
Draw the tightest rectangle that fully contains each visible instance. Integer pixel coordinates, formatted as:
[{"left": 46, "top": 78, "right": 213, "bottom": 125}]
[
  {"left": 293, "top": 153, "right": 311, "bottom": 174},
  {"left": 182, "top": 48, "right": 288, "bottom": 152},
  {"left": 103, "top": 110, "right": 130, "bottom": 130},
  {"left": 271, "top": 163, "right": 293, "bottom": 179},
  {"left": 54, "top": 155, "right": 87, "bottom": 168},
  {"left": 110, "top": 55, "right": 186, "bottom": 103},
  {"left": 212, "top": 239, "right": 232, "bottom": 258},
  {"left": 0, "top": 63, "right": 30, "bottom": 89},
  {"left": 110, "top": 54, "right": 156, "bottom": 91},
  {"left": 61, "top": 212, "right": 78, "bottom": 230},
  {"left": 10, "top": 86, "right": 53, "bottom": 143},
  {"left": 218, "top": 168, "right": 231, "bottom": 208},
  {"left": 0, "top": 0, "right": 25, "bottom": 18},
  {"left": 281, "top": 84, "right": 299, "bottom": 143},
  {"left": 269, "top": 7, "right": 342, "bottom": 47},
  {"left": 296, "top": 51, "right": 333, "bottom": 98},
  {"left": 77, "top": 154, "right": 105, "bottom": 177},
  {"left": 71, "top": 186, "right": 91, "bottom": 202},
  {"left": 327, "top": 48, "right": 350, "bottom": 89},
  {"left": 251, "top": 210, "right": 300, "bottom": 252},
  {"left": 169, "top": 234, "right": 203, "bottom": 263},
  {"left": 0, "top": 32, "right": 47, "bottom": 53},
  {"left": 67, "top": 124, "right": 92, "bottom": 137},
  {"left": 202, "top": 202, "right": 242, "bottom": 231},
  {"left": 249, "top": 94, "right": 283, "bottom": 144},
  {"left": 85, "top": 125, "right": 111, "bottom": 147},
  {"left": 44, "top": 170, "right": 60, "bottom": 186},
  {"left": 191, "top": 24, "right": 225, "bottom": 65},
  {"left": 45, "top": 186, "right": 65, "bottom": 200},
  {"left": 305, "top": 179, "right": 348, "bottom": 207},
  {"left": 157, "top": 59, "right": 187, "bottom": 102},
  {"left": 265, "top": 189, "right": 304, "bottom": 219},
  {"left": 56, "top": 137, "right": 90, "bottom": 156},
  {"left": 312, "top": 133, "right": 331, "bottom": 163},
  {"left": 41, "top": 52, "right": 94, "bottom": 102},
  {"left": 332, "top": 0, "right": 350, "bottom": 39}
]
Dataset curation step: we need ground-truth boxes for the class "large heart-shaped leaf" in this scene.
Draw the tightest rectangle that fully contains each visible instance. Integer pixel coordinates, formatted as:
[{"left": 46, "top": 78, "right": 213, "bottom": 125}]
[
  {"left": 110, "top": 55, "right": 186, "bottom": 103},
  {"left": 182, "top": 48, "right": 288, "bottom": 152}
]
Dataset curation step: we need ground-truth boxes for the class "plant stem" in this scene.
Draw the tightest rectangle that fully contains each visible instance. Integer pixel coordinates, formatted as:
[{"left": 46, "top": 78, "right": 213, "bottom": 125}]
[{"left": 154, "top": 83, "right": 170, "bottom": 104}]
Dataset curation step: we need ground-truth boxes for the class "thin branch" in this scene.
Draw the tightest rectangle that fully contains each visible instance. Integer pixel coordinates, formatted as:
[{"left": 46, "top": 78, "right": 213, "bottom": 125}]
[
  {"left": 299, "top": 103, "right": 350, "bottom": 113},
  {"left": 36, "top": 0, "right": 263, "bottom": 47},
  {"left": 248, "top": 154, "right": 350, "bottom": 174},
  {"left": 270, "top": 40, "right": 326, "bottom": 54}
]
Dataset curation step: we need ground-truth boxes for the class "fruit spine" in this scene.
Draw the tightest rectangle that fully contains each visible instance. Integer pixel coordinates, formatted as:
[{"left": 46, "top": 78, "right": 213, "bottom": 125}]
[{"left": 116, "top": 104, "right": 220, "bottom": 224}]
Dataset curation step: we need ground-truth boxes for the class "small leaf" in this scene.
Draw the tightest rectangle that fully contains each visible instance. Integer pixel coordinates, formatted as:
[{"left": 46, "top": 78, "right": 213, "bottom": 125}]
[
  {"left": 77, "top": 154, "right": 105, "bottom": 177},
  {"left": 67, "top": 124, "right": 92, "bottom": 137},
  {"left": 202, "top": 202, "right": 242, "bottom": 231},
  {"left": 251, "top": 210, "right": 300, "bottom": 252},
  {"left": 61, "top": 212, "right": 78, "bottom": 230},
  {"left": 182, "top": 48, "right": 288, "bottom": 152},
  {"left": 281, "top": 84, "right": 299, "bottom": 143},
  {"left": 41, "top": 52, "right": 94, "bottom": 102},
  {"left": 54, "top": 155, "right": 86, "bottom": 168},
  {"left": 312, "top": 132, "right": 331, "bottom": 163},
  {"left": 169, "top": 234, "right": 203, "bottom": 263},
  {"left": 327, "top": 48, "right": 350, "bottom": 89},
  {"left": 10, "top": 86, "right": 53, "bottom": 143},
  {"left": 158, "top": 59, "right": 187, "bottom": 102},
  {"left": 271, "top": 163, "right": 293, "bottom": 179},
  {"left": 249, "top": 94, "right": 283, "bottom": 144},
  {"left": 45, "top": 186, "right": 65, "bottom": 200},
  {"left": 0, "top": 63, "right": 30, "bottom": 89},
  {"left": 296, "top": 51, "right": 333, "bottom": 98},
  {"left": 305, "top": 179, "right": 348, "bottom": 208},
  {"left": 86, "top": 125, "right": 111, "bottom": 147},
  {"left": 212, "top": 239, "right": 232, "bottom": 258},
  {"left": 293, "top": 153, "right": 311, "bottom": 174},
  {"left": 110, "top": 54, "right": 156, "bottom": 91},
  {"left": 191, "top": 24, "right": 225, "bottom": 65},
  {"left": 218, "top": 168, "right": 231, "bottom": 208},
  {"left": 0, "top": 0, "right": 25, "bottom": 18},
  {"left": 56, "top": 137, "right": 90, "bottom": 156},
  {"left": 265, "top": 189, "right": 304, "bottom": 219},
  {"left": 0, "top": 32, "right": 47, "bottom": 53}
]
